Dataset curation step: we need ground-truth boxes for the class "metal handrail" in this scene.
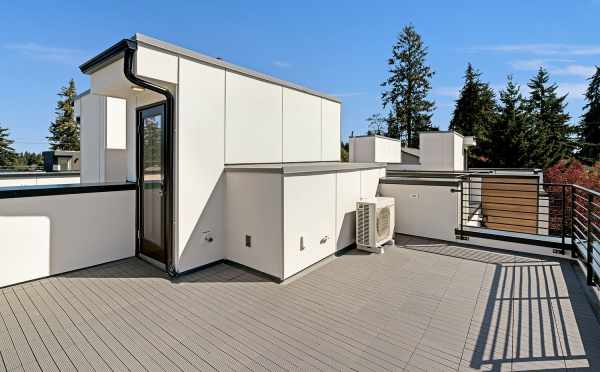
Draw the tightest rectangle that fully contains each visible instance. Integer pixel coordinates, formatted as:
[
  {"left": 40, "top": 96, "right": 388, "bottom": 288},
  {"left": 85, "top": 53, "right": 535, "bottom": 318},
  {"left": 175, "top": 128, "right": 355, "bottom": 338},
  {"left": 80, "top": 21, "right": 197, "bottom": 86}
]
[{"left": 456, "top": 175, "right": 599, "bottom": 286}]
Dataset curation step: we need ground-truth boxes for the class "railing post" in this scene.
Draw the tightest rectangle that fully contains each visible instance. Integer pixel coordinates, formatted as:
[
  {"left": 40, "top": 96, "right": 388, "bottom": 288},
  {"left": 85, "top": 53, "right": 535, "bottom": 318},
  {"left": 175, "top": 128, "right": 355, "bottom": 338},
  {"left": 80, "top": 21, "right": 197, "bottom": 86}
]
[
  {"left": 561, "top": 185, "right": 566, "bottom": 254},
  {"left": 460, "top": 179, "right": 464, "bottom": 240},
  {"left": 571, "top": 186, "right": 576, "bottom": 258},
  {"left": 587, "top": 192, "right": 594, "bottom": 286}
]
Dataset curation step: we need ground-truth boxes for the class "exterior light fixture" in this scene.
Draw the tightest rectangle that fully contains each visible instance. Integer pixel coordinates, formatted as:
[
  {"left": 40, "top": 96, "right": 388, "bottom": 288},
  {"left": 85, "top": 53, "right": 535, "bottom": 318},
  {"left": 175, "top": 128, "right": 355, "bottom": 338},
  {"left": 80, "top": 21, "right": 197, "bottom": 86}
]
[{"left": 131, "top": 85, "right": 145, "bottom": 92}]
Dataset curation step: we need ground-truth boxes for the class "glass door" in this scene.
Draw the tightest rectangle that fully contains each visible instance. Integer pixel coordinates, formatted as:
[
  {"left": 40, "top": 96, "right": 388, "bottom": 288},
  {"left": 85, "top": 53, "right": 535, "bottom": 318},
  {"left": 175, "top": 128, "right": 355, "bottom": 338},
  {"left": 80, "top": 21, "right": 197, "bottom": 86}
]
[{"left": 137, "top": 103, "right": 165, "bottom": 263}]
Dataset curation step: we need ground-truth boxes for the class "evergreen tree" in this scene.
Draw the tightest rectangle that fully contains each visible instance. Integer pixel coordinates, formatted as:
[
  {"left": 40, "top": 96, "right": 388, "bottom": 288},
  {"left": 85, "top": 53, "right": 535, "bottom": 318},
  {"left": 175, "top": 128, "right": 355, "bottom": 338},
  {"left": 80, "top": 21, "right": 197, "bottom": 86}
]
[
  {"left": 48, "top": 79, "right": 79, "bottom": 151},
  {"left": 381, "top": 24, "right": 436, "bottom": 147},
  {"left": 0, "top": 124, "right": 16, "bottom": 168},
  {"left": 489, "top": 76, "right": 528, "bottom": 167},
  {"left": 449, "top": 63, "right": 497, "bottom": 165},
  {"left": 525, "top": 67, "right": 572, "bottom": 168},
  {"left": 14, "top": 151, "right": 43, "bottom": 169},
  {"left": 577, "top": 66, "right": 600, "bottom": 164},
  {"left": 385, "top": 111, "right": 399, "bottom": 139},
  {"left": 366, "top": 114, "right": 386, "bottom": 135}
]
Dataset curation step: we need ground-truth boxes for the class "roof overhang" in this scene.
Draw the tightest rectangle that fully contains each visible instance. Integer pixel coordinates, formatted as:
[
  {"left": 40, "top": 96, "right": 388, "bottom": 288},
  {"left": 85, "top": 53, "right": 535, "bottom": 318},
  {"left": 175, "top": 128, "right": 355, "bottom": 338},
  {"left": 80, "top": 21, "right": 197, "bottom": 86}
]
[{"left": 80, "top": 39, "right": 137, "bottom": 74}]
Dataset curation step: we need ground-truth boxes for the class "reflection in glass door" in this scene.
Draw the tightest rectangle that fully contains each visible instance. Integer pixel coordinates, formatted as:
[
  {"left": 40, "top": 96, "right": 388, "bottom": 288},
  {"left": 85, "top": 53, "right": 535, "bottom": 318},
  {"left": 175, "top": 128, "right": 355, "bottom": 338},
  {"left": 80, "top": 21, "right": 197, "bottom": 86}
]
[{"left": 138, "top": 103, "right": 165, "bottom": 263}]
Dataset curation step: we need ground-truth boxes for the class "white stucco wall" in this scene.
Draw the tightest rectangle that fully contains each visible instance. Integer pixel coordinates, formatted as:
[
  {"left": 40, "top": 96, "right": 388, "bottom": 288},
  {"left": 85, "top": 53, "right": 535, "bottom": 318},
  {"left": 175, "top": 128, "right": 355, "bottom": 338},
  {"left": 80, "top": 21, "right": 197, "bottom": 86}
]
[
  {"left": 225, "top": 72, "right": 283, "bottom": 164},
  {"left": 0, "top": 190, "right": 135, "bottom": 287},
  {"left": 374, "top": 137, "right": 402, "bottom": 163},
  {"left": 283, "top": 88, "right": 322, "bottom": 162},
  {"left": 349, "top": 137, "right": 375, "bottom": 163},
  {"left": 283, "top": 173, "right": 337, "bottom": 279},
  {"left": 136, "top": 45, "right": 178, "bottom": 84},
  {"left": 79, "top": 93, "right": 104, "bottom": 183},
  {"left": 322, "top": 100, "right": 341, "bottom": 161},
  {"left": 176, "top": 57, "right": 226, "bottom": 272},
  {"left": 225, "top": 172, "right": 283, "bottom": 278},
  {"left": 349, "top": 136, "right": 402, "bottom": 164},
  {"left": 419, "top": 133, "right": 454, "bottom": 171}
]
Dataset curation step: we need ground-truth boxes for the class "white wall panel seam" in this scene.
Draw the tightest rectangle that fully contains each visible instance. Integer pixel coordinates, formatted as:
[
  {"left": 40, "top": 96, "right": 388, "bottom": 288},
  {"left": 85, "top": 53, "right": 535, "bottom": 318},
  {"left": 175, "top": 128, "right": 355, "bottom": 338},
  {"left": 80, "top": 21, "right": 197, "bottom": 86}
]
[{"left": 320, "top": 99, "right": 323, "bottom": 160}]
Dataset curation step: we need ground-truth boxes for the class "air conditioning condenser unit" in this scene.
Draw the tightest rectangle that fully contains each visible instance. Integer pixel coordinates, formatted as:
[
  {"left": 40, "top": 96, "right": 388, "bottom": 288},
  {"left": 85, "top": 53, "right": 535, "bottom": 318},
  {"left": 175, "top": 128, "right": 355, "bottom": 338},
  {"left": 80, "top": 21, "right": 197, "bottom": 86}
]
[{"left": 356, "top": 197, "right": 395, "bottom": 254}]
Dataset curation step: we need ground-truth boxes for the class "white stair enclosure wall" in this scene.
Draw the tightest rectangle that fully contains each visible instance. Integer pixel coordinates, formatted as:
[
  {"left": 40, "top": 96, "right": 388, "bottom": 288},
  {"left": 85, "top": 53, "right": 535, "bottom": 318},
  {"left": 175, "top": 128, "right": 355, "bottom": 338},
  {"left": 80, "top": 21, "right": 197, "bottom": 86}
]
[
  {"left": 283, "top": 88, "right": 322, "bottom": 162},
  {"left": 322, "top": 99, "right": 342, "bottom": 161},
  {"left": 177, "top": 57, "right": 226, "bottom": 273},
  {"left": 225, "top": 72, "right": 283, "bottom": 163},
  {"left": 81, "top": 34, "right": 353, "bottom": 278}
]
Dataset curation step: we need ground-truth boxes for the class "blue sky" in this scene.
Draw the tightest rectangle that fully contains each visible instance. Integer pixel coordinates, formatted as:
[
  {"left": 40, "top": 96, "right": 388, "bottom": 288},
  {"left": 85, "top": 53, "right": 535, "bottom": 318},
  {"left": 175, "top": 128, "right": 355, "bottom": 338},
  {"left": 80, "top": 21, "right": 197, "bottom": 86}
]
[{"left": 1, "top": 0, "right": 599, "bottom": 153}]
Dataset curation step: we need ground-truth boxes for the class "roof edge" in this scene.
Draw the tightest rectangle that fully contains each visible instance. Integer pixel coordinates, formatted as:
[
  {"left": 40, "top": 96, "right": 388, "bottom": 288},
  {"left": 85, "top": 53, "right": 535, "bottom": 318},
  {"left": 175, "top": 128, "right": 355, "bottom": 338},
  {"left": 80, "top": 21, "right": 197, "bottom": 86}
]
[
  {"left": 133, "top": 33, "right": 341, "bottom": 103},
  {"left": 79, "top": 39, "right": 137, "bottom": 74}
]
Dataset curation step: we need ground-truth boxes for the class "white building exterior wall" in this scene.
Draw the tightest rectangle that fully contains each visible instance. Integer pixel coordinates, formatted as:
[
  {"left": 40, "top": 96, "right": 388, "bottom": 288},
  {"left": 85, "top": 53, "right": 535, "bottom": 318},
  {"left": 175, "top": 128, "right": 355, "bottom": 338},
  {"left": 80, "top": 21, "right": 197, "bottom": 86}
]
[
  {"left": 349, "top": 136, "right": 375, "bottom": 163},
  {"left": 419, "top": 133, "right": 454, "bottom": 170},
  {"left": 0, "top": 190, "right": 135, "bottom": 287},
  {"left": 80, "top": 37, "right": 346, "bottom": 279},
  {"left": 176, "top": 57, "right": 226, "bottom": 272},
  {"left": 283, "top": 88, "right": 322, "bottom": 162},
  {"left": 379, "top": 182, "right": 568, "bottom": 259},
  {"left": 225, "top": 172, "right": 283, "bottom": 278},
  {"left": 78, "top": 93, "right": 128, "bottom": 183},
  {"left": 348, "top": 136, "right": 403, "bottom": 164},
  {"left": 322, "top": 100, "right": 341, "bottom": 161},
  {"left": 225, "top": 72, "right": 283, "bottom": 164}
]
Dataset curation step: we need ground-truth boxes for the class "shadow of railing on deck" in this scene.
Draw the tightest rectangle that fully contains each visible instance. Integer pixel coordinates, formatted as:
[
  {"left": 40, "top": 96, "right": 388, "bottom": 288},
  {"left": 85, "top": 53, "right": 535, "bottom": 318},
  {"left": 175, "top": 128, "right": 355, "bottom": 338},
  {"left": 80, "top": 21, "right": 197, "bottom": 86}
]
[{"left": 396, "top": 240, "right": 600, "bottom": 371}]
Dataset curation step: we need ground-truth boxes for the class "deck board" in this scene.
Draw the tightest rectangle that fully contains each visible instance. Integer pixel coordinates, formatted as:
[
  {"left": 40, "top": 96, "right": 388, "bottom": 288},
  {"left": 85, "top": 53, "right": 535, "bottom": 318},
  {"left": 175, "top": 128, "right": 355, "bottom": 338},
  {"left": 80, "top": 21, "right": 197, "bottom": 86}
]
[{"left": 1, "top": 237, "right": 600, "bottom": 371}]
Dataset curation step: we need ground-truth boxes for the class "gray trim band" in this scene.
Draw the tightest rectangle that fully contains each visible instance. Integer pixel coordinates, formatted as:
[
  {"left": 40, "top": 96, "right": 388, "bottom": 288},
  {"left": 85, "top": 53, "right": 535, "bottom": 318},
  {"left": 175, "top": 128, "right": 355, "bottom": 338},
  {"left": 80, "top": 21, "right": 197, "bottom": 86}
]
[
  {"left": 379, "top": 178, "right": 459, "bottom": 187},
  {"left": 0, "top": 182, "right": 136, "bottom": 199}
]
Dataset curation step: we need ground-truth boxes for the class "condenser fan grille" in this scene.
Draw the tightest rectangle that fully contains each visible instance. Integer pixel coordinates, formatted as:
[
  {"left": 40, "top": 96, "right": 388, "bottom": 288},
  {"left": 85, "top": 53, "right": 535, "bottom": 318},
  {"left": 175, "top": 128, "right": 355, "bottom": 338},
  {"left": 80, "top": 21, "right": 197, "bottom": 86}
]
[{"left": 376, "top": 206, "right": 391, "bottom": 240}]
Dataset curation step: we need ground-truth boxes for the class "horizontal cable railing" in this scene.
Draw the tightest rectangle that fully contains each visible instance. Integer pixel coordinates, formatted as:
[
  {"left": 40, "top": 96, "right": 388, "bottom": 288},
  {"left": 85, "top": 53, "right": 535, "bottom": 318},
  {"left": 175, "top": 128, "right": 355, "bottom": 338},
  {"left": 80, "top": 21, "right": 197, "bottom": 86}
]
[{"left": 456, "top": 175, "right": 599, "bottom": 286}]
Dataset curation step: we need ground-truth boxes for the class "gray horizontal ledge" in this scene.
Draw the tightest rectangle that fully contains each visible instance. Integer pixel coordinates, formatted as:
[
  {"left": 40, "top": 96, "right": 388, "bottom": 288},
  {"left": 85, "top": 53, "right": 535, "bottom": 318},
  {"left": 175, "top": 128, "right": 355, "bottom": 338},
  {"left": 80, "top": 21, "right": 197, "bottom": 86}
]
[
  {"left": 0, "top": 171, "right": 80, "bottom": 179},
  {"left": 225, "top": 162, "right": 386, "bottom": 175},
  {"left": 0, "top": 182, "right": 136, "bottom": 199},
  {"left": 379, "top": 177, "right": 459, "bottom": 187}
]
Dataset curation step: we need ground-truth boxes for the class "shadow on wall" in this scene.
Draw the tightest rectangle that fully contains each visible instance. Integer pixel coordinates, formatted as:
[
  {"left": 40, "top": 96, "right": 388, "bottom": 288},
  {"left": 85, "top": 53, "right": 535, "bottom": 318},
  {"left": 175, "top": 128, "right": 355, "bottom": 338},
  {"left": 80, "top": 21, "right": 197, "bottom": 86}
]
[
  {"left": 0, "top": 215, "right": 51, "bottom": 287},
  {"left": 0, "top": 191, "right": 135, "bottom": 288},
  {"left": 178, "top": 173, "right": 226, "bottom": 274},
  {"left": 336, "top": 211, "right": 356, "bottom": 252}
]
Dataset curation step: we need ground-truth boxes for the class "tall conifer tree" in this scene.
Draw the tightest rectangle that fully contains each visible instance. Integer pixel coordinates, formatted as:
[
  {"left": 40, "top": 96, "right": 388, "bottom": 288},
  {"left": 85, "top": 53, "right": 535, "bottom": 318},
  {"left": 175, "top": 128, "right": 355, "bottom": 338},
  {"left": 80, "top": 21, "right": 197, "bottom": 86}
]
[
  {"left": 381, "top": 24, "right": 436, "bottom": 147},
  {"left": 489, "top": 76, "right": 528, "bottom": 167},
  {"left": 449, "top": 63, "right": 497, "bottom": 166},
  {"left": 525, "top": 67, "right": 572, "bottom": 168},
  {"left": 577, "top": 66, "right": 600, "bottom": 164},
  {"left": 48, "top": 79, "right": 79, "bottom": 151},
  {"left": 0, "top": 124, "right": 16, "bottom": 167}
]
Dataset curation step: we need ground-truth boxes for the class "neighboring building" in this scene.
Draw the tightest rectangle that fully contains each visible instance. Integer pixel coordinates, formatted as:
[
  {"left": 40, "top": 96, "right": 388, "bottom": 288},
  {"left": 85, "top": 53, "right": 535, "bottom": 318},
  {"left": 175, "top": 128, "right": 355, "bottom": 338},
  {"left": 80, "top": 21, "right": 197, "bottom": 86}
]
[
  {"left": 350, "top": 131, "right": 476, "bottom": 172},
  {"left": 401, "top": 146, "right": 420, "bottom": 164},
  {"left": 42, "top": 150, "right": 81, "bottom": 172}
]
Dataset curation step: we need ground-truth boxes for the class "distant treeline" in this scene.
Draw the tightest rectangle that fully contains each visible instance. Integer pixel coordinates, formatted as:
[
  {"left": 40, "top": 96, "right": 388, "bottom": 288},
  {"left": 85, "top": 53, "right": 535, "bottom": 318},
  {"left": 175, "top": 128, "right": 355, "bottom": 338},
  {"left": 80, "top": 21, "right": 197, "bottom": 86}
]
[{"left": 367, "top": 24, "right": 600, "bottom": 169}]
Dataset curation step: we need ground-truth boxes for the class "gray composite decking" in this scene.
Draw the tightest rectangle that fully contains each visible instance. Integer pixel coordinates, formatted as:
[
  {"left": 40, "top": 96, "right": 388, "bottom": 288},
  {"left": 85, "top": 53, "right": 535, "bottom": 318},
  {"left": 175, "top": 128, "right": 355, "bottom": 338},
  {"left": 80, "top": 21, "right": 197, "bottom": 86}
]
[{"left": 1, "top": 236, "right": 599, "bottom": 371}]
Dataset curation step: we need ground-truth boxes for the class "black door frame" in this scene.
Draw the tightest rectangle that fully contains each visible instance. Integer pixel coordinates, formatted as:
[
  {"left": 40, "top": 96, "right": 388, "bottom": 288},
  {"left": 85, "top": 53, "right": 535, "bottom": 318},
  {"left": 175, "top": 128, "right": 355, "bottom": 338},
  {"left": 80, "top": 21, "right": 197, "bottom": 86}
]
[{"left": 135, "top": 101, "right": 171, "bottom": 270}]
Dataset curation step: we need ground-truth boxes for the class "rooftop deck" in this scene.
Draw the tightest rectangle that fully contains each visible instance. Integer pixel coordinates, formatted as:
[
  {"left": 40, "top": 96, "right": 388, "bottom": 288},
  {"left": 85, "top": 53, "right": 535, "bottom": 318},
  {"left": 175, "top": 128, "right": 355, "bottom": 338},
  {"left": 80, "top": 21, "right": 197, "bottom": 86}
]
[{"left": 1, "top": 237, "right": 599, "bottom": 371}]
